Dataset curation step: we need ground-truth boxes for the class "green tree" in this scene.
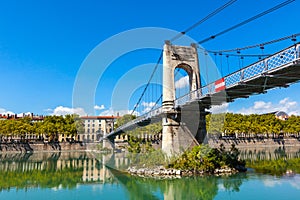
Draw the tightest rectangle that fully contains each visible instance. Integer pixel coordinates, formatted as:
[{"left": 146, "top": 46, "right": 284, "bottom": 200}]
[{"left": 115, "top": 114, "right": 136, "bottom": 129}]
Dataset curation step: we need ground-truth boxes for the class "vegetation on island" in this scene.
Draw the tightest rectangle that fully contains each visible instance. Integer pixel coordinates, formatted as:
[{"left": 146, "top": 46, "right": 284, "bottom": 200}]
[
  {"left": 0, "top": 115, "right": 83, "bottom": 143},
  {"left": 169, "top": 144, "right": 246, "bottom": 173},
  {"left": 127, "top": 136, "right": 246, "bottom": 174}
]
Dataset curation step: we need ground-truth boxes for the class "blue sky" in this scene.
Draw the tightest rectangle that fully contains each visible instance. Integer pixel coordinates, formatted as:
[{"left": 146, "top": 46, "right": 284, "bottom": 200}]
[{"left": 0, "top": 0, "right": 300, "bottom": 116}]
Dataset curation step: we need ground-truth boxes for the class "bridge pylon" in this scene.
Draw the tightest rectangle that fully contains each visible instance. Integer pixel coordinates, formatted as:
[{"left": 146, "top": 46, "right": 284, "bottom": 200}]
[{"left": 162, "top": 41, "right": 207, "bottom": 155}]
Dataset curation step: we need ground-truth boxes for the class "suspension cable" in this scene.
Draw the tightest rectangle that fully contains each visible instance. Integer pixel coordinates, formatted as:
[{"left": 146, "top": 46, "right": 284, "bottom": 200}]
[
  {"left": 207, "top": 33, "right": 300, "bottom": 53},
  {"left": 198, "top": 0, "right": 295, "bottom": 44},
  {"left": 170, "top": 0, "right": 238, "bottom": 42},
  {"left": 131, "top": 51, "right": 163, "bottom": 115}
]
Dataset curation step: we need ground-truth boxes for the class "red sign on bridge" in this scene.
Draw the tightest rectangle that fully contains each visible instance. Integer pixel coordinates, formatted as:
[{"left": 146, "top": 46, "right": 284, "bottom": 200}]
[{"left": 215, "top": 78, "right": 225, "bottom": 92}]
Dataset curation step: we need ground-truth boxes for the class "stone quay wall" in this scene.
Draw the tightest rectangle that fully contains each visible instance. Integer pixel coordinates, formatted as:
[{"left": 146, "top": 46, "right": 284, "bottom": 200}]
[
  {"left": 0, "top": 142, "right": 86, "bottom": 152},
  {"left": 208, "top": 137, "right": 300, "bottom": 149}
]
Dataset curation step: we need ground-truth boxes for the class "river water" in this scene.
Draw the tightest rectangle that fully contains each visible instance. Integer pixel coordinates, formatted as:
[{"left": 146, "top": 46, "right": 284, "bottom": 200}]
[{"left": 0, "top": 147, "right": 299, "bottom": 200}]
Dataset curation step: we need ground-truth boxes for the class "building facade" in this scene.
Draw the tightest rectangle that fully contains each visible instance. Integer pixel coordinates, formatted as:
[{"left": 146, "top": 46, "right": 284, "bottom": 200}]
[
  {"left": 79, "top": 116, "right": 119, "bottom": 143},
  {"left": 275, "top": 111, "right": 289, "bottom": 121}
]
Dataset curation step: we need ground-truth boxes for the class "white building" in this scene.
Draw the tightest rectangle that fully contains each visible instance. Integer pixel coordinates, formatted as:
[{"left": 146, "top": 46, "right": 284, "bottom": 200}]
[
  {"left": 79, "top": 116, "right": 119, "bottom": 142},
  {"left": 275, "top": 111, "right": 289, "bottom": 121}
]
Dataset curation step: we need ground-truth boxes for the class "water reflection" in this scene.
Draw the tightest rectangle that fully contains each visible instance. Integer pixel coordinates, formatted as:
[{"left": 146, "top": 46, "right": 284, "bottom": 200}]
[
  {"left": 108, "top": 166, "right": 248, "bottom": 200},
  {"left": 239, "top": 146, "right": 300, "bottom": 161},
  {"left": 0, "top": 148, "right": 299, "bottom": 199},
  {"left": 0, "top": 151, "right": 249, "bottom": 199},
  {"left": 240, "top": 146, "right": 300, "bottom": 176},
  {"left": 0, "top": 152, "right": 117, "bottom": 191}
]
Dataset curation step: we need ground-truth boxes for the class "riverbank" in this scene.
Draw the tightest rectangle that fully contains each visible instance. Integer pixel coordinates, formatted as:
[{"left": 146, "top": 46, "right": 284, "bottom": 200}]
[
  {"left": 0, "top": 142, "right": 86, "bottom": 152},
  {"left": 127, "top": 165, "right": 242, "bottom": 178},
  {"left": 208, "top": 137, "right": 300, "bottom": 148},
  {"left": 2, "top": 137, "right": 300, "bottom": 153}
]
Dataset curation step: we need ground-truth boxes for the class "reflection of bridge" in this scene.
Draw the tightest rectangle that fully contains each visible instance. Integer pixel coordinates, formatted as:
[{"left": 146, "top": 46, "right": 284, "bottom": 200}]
[{"left": 104, "top": 42, "right": 300, "bottom": 154}]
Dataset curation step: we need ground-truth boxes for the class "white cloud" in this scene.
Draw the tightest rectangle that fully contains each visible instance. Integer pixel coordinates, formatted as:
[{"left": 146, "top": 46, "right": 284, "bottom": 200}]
[
  {"left": 94, "top": 104, "right": 105, "bottom": 110},
  {"left": 100, "top": 108, "right": 139, "bottom": 116},
  {"left": 209, "top": 103, "right": 229, "bottom": 114},
  {"left": 263, "top": 175, "right": 300, "bottom": 190},
  {"left": 279, "top": 98, "right": 289, "bottom": 105},
  {"left": 0, "top": 108, "right": 14, "bottom": 115},
  {"left": 236, "top": 98, "right": 300, "bottom": 115},
  {"left": 263, "top": 179, "right": 282, "bottom": 187},
  {"left": 175, "top": 76, "right": 189, "bottom": 89},
  {"left": 289, "top": 175, "right": 300, "bottom": 190},
  {"left": 140, "top": 101, "right": 156, "bottom": 114},
  {"left": 141, "top": 102, "right": 155, "bottom": 107},
  {"left": 253, "top": 101, "right": 272, "bottom": 110},
  {"left": 50, "top": 106, "right": 87, "bottom": 116}
]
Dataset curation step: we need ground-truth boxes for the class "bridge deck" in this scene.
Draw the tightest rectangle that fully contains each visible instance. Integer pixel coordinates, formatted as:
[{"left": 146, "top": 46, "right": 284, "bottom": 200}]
[
  {"left": 106, "top": 43, "right": 300, "bottom": 138},
  {"left": 200, "top": 61, "right": 300, "bottom": 107}
]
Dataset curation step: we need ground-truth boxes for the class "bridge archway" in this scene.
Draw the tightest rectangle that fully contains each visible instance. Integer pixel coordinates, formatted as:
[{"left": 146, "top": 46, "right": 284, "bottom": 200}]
[{"left": 174, "top": 63, "right": 197, "bottom": 98}]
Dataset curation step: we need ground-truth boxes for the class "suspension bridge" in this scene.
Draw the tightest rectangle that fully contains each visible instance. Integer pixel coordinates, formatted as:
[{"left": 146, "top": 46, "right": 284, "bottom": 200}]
[
  {"left": 100, "top": 0, "right": 300, "bottom": 155},
  {"left": 102, "top": 41, "right": 300, "bottom": 154}
]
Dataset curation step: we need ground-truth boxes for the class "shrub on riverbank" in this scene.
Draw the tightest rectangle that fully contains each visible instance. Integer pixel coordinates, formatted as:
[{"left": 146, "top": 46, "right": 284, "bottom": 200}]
[{"left": 168, "top": 144, "right": 246, "bottom": 174}]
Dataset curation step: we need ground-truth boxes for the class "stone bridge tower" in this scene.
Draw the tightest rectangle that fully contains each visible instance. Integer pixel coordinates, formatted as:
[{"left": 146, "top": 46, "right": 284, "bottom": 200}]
[{"left": 162, "top": 41, "right": 207, "bottom": 155}]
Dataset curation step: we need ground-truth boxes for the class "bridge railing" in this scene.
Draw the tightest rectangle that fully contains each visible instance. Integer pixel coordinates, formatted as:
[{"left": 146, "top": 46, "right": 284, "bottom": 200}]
[
  {"left": 174, "top": 82, "right": 215, "bottom": 107},
  {"left": 175, "top": 43, "right": 299, "bottom": 107},
  {"left": 107, "top": 106, "right": 163, "bottom": 137},
  {"left": 225, "top": 44, "right": 299, "bottom": 87}
]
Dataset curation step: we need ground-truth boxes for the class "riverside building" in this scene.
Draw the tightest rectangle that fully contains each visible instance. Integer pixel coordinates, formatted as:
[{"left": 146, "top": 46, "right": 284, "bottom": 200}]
[{"left": 79, "top": 116, "right": 119, "bottom": 143}]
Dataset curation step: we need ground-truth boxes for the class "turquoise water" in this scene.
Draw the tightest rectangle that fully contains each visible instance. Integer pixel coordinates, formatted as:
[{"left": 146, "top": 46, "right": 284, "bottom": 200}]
[{"left": 0, "top": 151, "right": 299, "bottom": 200}]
